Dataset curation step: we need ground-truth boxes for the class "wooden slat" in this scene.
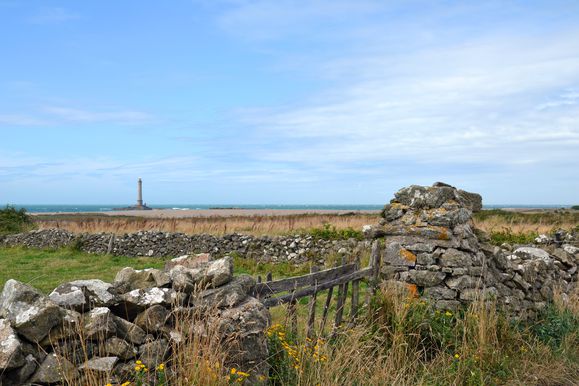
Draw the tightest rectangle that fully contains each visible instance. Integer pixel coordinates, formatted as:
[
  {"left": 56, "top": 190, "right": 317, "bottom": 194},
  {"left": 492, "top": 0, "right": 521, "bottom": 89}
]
[
  {"left": 349, "top": 256, "right": 361, "bottom": 326},
  {"left": 252, "top": 263, "right": 357, "bottom": 297},
  {"left": 288, "top": 300, "right": 298, "bottom": 337},
  {"left": 319, "top": 286, "right": 333, "bottom": 334},
  {"left": 366, "top": 240, "right": 381, "bottom": 305},
  {"left": 262, "top": 267, "right": 372, "bottom": 307},
  {"left": 306, "top": 266, "right": 320, "bottom": 339}
]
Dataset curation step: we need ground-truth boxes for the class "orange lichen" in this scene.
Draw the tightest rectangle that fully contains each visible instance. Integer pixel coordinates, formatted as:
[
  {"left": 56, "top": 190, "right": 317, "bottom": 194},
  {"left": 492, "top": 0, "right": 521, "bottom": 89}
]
[
  {"left": 400, "top": 248, "right": 417, "bottom": 262},
  {"left": 438, "top": 228, "right": 450, "bottom": 240},
  {"left": 406, "top": 283, "right": 419, "bottom": 298}
]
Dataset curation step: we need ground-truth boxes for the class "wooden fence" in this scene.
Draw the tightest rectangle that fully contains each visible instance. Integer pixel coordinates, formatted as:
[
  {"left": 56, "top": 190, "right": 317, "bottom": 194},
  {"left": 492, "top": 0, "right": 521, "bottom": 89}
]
[{"left": 250, "top": 240, "right": 382, "bottom": 338}]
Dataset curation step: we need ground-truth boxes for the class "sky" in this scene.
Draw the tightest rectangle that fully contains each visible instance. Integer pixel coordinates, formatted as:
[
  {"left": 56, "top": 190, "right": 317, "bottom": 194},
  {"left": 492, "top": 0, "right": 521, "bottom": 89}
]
[{"left": 0, "top": 0, "right": 578, "bottom": 205}]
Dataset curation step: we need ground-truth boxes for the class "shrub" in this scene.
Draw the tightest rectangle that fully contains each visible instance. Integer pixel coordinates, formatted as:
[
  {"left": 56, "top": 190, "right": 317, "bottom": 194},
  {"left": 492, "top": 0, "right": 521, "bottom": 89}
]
[
  {"left": 0, "top": 205, "right": 33, "bottom": 235},
  {"left": 306, "top": 223, "right": 363, "bottom": 240}
]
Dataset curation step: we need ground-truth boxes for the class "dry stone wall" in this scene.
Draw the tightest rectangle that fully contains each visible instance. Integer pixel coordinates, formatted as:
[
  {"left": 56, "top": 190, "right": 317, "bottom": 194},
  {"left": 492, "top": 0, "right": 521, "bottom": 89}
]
[
  {"left": 0, "top": 255, "right": 269, "bottom": 385},
  {"left": 364, "top": 182, "right": 578, "bottom": 318},
  {"left": 1, "top": 230, "right": 368, "bottom": 264}
]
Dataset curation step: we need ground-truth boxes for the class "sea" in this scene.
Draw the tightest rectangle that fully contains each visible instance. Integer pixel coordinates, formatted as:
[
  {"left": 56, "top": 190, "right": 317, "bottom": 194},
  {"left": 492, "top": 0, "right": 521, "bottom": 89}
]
[{"left": 4, "top": 204, "right": 572, "bottom": 213}]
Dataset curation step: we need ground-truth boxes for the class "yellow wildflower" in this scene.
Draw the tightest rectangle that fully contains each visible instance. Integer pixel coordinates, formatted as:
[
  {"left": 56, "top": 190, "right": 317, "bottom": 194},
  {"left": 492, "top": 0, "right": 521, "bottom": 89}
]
[
  {"left": 157, "top": 363, "right": 165, "bottom": 371},
  {"left": 454, "top": 353, "right": 460, "bottom": 359},
  {"left": 230, "top": 368, "right": 237, "bottom": 375},
  {"left": 445, "top": 311, "right": 453, "bottom": 317}
]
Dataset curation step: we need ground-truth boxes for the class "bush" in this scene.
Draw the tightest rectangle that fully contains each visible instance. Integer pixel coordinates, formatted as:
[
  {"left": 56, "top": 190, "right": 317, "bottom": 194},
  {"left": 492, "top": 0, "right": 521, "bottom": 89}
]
[
  {"left": 307, "top": 223, "right": 363, "bottom": 240},
  {"left": 0, "top": 205, "right": 33, "bottom": 235}
]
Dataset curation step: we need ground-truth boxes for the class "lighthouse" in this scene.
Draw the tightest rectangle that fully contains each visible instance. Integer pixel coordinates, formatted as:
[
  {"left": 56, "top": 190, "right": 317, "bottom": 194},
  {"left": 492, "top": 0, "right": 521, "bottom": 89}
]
[
  {"left": 113, "top": 179, "right": 152, "bottom": 210},
  {"left": 137, "top": 178, "right": 143, "bottom": 208}
]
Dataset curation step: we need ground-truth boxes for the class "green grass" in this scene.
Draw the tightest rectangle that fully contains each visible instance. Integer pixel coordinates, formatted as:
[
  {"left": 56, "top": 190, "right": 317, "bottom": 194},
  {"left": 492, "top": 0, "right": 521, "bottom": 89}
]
[{"left": 0, "top": 247, "right": 166, "bottom": 293}]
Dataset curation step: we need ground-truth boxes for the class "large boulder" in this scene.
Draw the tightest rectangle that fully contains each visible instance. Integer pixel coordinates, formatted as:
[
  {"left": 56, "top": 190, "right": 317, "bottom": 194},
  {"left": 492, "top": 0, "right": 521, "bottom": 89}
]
[
  {"left": 0, "top": 279, "right": 63, "bottom": 342},
  {"left": 49, "top": 279, "right": 118, "bottom": 312}
]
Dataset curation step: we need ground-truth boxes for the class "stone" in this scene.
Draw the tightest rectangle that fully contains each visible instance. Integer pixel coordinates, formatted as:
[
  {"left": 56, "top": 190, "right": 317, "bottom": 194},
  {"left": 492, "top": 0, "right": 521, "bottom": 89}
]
[
  {"left": 194, "top": 275, "right": 254, "bottom": 309},
  {"left": 83, "top": 307, "right": 117, "bottom": 340},
  {"left": 138, "top": 339, "right": 170, "bottom": 368},
  {"left": 408, "top": 271, "right": 446, "bottom": 287},
  {"left": 134, "top": 304, "right": 170, "bottom": 334},
  {"left": 206, "top": 256, "right": 234, "bottom": 287},
  {"left": 384, "top": 242, "right": 417, "bottom": 267},
  {"left": 513, "top": 247, "right": 551, "bottom": 262},
  {"left": 552, "top": 248, "right": 574, "bottom": 266},
  {"left": 39, "top": 309, "right": 82, "bottom": 346},
  {"left": 30, "top": 353, "right": 79, "bottom": 384},
  {"left": 114, "top": 267, "right": 171, "bottom": 291},
  {"left": 446, "top": 275, "right": 481, "bottom": 290},
  {"left": 423, "top": 286, "right": 457, "bottom": 300},
  {"left": 169, "top": 265, "right": 206, "bottom": 293},
  {"left": 439, "top": 248, "right": 472, "bottom": 267},
  {"left": 212, "top": 297, "right": 270, "bottom": 378},
  {"left": 0, "top": 318, "right": 25, "bottom": 370},
  {"left": 113, "top": 317, "right": 146, "bottom": 345},
  {"left": 164, "top": 253, "right": 212, "bottom": 271},
  {"left": 105, "top": 337, "right": 136, "bottom": 360},
  {"left": 534, "top": 234, "right": 550, "bottom": 244},
  {"left": 456, "top": 189, "right": 483, "bottom": 212},
  {"left": 82, "top": 356, "right": 118, "bottom": 372},
  {"left": 49, "top": 279, "right": 118, "bottom": 312},
  {"left": 117, "top": 287, "right": 173, "bottom": 319},
  {"left": 459, "top": 287, "right": 498, "bottom": 301},
  {"left": 562, "top": 244, "right": 578, "bottom": 255},
  {"left": 0, "top": 354, "right": 37, "bottom": 386},
  {"left": 416, "top": 253, "right": 436, "bottom": 265},
  {"left": 0, "top": 279, "right": 63, "bottom": 343}
]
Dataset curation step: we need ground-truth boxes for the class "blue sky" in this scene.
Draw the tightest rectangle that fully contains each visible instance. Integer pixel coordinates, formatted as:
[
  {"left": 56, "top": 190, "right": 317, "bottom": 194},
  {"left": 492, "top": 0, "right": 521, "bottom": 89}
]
[{"left": 1, "top": 1, "right": 578, "bottom": 205}]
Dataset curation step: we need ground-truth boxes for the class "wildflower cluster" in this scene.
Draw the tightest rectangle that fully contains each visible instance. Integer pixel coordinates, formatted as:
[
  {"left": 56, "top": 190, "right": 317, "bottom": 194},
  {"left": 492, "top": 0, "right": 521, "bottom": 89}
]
[
  {"left": 305, "top": 337, "right": 328, "bottom": 363},
  {"left": 227, "top": 367, "right": 250, "bottom": 383}
]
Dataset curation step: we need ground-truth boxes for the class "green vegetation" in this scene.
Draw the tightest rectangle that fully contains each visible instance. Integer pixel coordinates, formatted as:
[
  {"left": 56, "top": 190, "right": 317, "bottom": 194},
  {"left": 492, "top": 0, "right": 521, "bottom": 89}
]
[
  {"left": 473, "top": 208, "right": 579, "bottom": 226},
  {"left": 488, "top": 229, "right": 539, "bottom": 246},
  {"left": 0, "top": 247, "right": 165, "bottom": 293},
  {"left": 572, "top": 205, "right": 579, "bottom": 210},
  {"left": 304, "top": 223, "right": 363, "bottom": 240},
  {"left": 264, "top": 287, "right": 579, "bottom": 385},
  {"left": 0, "top": 205, "right": 34, "bottom": 235}
]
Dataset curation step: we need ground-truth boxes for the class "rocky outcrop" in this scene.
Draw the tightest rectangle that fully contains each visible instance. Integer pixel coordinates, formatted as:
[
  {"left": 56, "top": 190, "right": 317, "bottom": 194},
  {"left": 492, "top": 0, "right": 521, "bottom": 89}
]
[
  {"left": 365, "top": 182, "right": 578, "bottom": 318},
  {"left": 1, "top": 229, "right": 368, "bottom": 263},
  {"left": 0, "top": 255, "right": 269, "bottom": 385}
]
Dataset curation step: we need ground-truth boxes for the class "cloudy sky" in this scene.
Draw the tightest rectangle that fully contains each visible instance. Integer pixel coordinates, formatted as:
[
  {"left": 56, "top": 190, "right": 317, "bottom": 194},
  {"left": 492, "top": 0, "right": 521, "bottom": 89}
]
[{"left": 1, "top": 0, "right": 578, "bottom": 205}]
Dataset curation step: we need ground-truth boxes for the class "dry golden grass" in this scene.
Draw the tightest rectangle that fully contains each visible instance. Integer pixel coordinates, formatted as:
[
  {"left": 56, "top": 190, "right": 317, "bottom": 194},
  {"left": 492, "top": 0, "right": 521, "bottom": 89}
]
[
  {"left": 31, "top": 209, "right": 578, "bottom": 239},
  {"left": 32, "top": 214, "right": 378, "bottom": 236}
]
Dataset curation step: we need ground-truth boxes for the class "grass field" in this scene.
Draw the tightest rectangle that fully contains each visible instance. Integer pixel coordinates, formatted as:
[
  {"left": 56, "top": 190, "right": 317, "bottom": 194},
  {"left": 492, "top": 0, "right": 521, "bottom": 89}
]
[{"left": 31, "top": 210, "right": 578, "bottom": 239}]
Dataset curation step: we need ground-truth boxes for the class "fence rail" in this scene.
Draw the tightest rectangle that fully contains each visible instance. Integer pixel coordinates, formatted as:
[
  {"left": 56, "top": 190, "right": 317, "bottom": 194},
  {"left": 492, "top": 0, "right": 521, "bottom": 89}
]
[{"left": 250, "top": 240, "right": 382, "bottom": 337}]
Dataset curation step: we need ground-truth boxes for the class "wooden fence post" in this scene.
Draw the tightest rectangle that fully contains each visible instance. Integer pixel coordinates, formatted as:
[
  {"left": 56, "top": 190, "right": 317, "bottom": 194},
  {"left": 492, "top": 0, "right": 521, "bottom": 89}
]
[
  {"left": 306, "top": 265, "right": 320, "bottom": 339},
  {"left": 366, "top": 240, "right": 381, "bottom": 306},
  {"left": 332, "top": 255, "right": 348, "bottom": 337},
  {"left": 349, "top": 255, "right": 361, "bottom": 326}
]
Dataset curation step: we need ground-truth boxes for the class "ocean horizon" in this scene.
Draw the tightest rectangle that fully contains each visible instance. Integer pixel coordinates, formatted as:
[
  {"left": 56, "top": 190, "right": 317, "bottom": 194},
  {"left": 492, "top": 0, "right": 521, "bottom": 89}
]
[{"left": 2, "top": 204, "right": 574, "bottom": 213}]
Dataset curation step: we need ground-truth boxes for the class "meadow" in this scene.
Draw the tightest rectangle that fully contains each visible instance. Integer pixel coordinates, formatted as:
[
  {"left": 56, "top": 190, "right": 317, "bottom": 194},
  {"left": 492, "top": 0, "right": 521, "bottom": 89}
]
[{"left": 0, "top": 208, "right": 578, "bottom": 385}]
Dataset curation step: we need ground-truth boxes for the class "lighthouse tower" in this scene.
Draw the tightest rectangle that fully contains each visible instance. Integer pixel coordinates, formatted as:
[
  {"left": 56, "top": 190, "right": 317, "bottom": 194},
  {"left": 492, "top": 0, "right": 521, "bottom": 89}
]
[{"left": 137, "top": 178, "right": 143, "bottom": 208}]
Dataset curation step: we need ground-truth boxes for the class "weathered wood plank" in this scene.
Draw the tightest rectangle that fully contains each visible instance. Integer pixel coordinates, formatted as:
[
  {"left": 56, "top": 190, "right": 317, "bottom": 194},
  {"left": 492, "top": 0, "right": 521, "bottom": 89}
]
[
  {"left": 288, "top": 300, "right": 298, "bottom": 337},
  {"left": 366, "top": 240, "right": 381, "bottom": 305},
  {"left": 319, "top": 286, "right": 333, "bottom": 334},
  {"left": 252, "top": 263, "right": 357, "bottom": 297},
  {"left": 306, "top": 266, "right": 320, "bottom": 339},
  {"left": 263, "top": 267, "right": 372, "bottom": 307},
  {"left": 349, "top": 256, "right": 361, "bottom": 326}
]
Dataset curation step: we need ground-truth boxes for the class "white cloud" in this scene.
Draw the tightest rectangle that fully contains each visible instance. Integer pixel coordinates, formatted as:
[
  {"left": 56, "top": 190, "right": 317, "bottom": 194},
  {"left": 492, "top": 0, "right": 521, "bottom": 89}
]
[
  {"left": 27, "top": 7, "right": 80, "bottom": 24},
  {"left": 42, "top": 106, "right": 153, "bottom": 124}
]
